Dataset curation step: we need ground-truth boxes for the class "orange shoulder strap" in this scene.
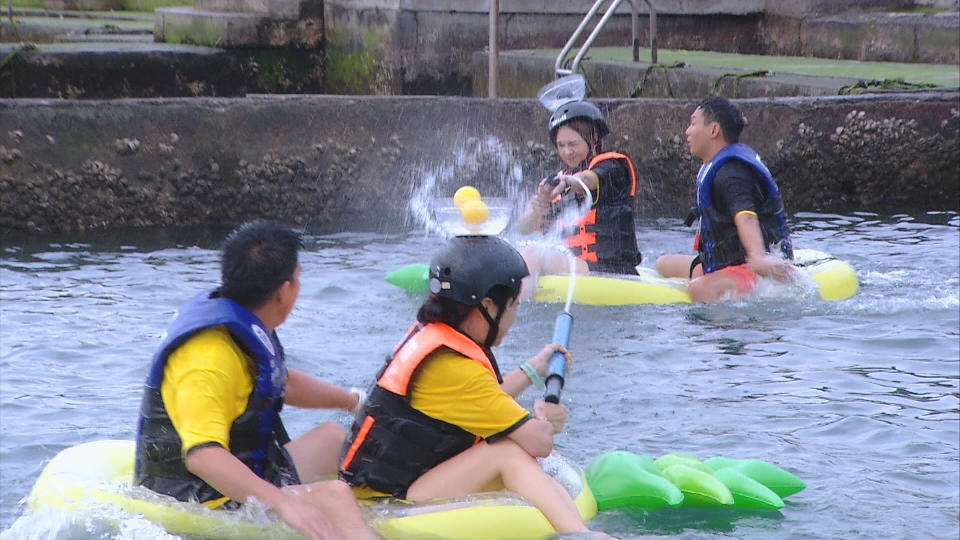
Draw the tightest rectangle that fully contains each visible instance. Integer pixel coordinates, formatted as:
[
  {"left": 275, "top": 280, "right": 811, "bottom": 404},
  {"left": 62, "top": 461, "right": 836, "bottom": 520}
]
[
  {"left": 379, "top": 323, "right": 494, "bottom": 396},
  {"left": 589, "top": 152, "right": 636, "bottom": 197}
]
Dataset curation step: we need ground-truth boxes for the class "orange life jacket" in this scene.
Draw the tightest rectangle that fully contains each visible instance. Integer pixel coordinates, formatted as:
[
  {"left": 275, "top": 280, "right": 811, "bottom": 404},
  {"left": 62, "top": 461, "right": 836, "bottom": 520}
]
[{"left": 554, "top": 152, "right": 641, "bottom": 271}]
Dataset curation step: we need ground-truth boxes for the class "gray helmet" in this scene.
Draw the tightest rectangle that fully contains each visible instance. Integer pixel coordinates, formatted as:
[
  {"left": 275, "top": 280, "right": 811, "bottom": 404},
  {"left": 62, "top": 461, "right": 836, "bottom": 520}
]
[
  {"left": 548, "top": 100, "right": 610, "bottom": 140},
  {"left": 429, "top": 236, "right": 529, "bottom": 306}
]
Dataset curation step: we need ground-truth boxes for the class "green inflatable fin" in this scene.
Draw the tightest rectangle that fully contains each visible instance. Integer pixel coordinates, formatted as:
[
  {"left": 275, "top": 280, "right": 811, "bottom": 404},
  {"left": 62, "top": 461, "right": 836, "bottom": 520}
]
[
  {"left": 385, "top": 263, "right": 430, "bottom": 292},
  {"left": 705, "top": 457, "right": 806, "bottom": 498},
  {"left": 661, "top": 464, "right": 733, "bottom": 507},
  {"left": 585, "top": 451, "right": 684, "bottom": 510},
  {"left": 654, "top": 453, "right": 714, "bottom": 475},
  {"left": 712, "top": 468, "right": 784, "bottom": 510}
]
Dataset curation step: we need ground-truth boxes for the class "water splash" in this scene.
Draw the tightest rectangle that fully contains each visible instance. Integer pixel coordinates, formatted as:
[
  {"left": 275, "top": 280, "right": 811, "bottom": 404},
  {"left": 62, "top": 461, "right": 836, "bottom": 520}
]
[{"left": 404, "top": 135, "right": 527, "bottom": 238}]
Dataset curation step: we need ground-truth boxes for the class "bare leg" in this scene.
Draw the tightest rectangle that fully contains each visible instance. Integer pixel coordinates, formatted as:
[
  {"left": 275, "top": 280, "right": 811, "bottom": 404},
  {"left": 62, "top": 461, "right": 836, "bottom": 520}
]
[
  {"left": 286, "top": 422, "right": 346, "bottom": 482},
  {"left": 284, "top": 480, "right": 381, "bottom": 539},
  {"left": 687, "top": 272, "right": 741, "bottom": 303},
  {"left": 655, "top": 254, "right": 697, "bottom": 278},
  {"left": 520, "top": 244, "right": 589, "bottom": 301},
  {"left": 406, "top": 440, "right": 588, "bottom": 534}
]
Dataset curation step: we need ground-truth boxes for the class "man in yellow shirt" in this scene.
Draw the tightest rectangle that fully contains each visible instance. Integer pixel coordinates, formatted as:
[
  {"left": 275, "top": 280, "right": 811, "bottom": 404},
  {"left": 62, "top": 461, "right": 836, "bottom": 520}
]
[{"left": 135, "top": 221, "right": 379, "bottom": 540}]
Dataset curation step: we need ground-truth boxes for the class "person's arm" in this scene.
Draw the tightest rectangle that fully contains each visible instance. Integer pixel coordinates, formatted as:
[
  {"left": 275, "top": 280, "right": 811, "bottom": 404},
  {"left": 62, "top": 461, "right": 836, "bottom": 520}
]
[
  {"left": 500, "top": 343, "right": 569, "bottom": 398},
  {"left": 563, "top": 170, "right": 599, "bottom": 195},
  {"left": 164, "top": 330, "right": 344, "bottom": 539},
  {"left": 284, "top": 368, "right": 359, "bottom": 412},
  {"left": 734, "top": 212, "right": 796, "bottom": 281},
  {"left": 716, "top": 163, "right": 796, "bottom": 282},
  {"left": 517, "top": 196, "right": 550, "bottom": 234},
  {"left": 186, "top": 446, "right": 342, "bottom": 540},
  {"left": 517, "top": 177, "right": 563, "bottom": 235},
  {"left": 505, "top": 400, "right": 566, "bottom": 457}
]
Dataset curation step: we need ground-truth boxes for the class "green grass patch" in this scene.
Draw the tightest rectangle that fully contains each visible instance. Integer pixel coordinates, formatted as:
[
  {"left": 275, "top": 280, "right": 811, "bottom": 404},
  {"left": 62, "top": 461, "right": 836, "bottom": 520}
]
[{"left": 540, "top": 47, "right": 960, "bottom": 88}]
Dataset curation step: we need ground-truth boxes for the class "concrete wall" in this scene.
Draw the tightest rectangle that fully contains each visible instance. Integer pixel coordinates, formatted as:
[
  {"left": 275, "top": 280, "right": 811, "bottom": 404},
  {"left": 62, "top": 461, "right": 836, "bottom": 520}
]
[
  {"left": 1, "top": 93, "right": 956, "bottom": 234},
  {"left": 472, "top": 51, "right": 875, "bottom": 99},
  {"left": 323, "top": 0, "right": 955, "bottom": 95}
]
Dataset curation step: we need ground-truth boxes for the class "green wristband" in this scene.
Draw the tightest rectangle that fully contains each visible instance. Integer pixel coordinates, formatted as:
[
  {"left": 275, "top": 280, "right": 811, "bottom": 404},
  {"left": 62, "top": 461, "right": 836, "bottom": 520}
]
[{"left": 519, "top": 362, "right": 545, "bottom": 390}]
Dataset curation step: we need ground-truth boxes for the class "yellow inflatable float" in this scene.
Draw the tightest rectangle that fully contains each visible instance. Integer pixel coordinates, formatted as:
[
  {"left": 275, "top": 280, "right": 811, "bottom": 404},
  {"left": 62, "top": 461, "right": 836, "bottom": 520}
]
[
  {"left": 26, "top": 440, "right": 597, "bottom": 540},
  {"left": 387, "top": 248, "right": 859, "bottom": 305},
  {"left": 533, "top": 248, "right": 859, "bottom": 305}
]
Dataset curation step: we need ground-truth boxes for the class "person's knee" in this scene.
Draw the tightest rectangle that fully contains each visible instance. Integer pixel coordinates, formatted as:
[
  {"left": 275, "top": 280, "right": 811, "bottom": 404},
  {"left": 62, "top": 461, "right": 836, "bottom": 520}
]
[
  {"left": 654, "top": 254, "right": 669, "bottom": 274},
  {"left": 307, "top": 478, "right": 356, "bottom": 502},
  {"left": 688, "top": 276, "right": 735, "bottom": 303},
  {"left": 487, "top": 439, "right": 539, "bottom": 467},
  {"left": 317, "top": 422, "right": 346, "bottom": 438}
]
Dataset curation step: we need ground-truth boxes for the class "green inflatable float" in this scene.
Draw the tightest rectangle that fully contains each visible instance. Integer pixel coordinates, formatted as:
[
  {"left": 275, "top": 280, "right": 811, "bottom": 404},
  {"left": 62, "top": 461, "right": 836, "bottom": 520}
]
[{"left": 584, "top": 451, "right": 805, "bottom": 511}]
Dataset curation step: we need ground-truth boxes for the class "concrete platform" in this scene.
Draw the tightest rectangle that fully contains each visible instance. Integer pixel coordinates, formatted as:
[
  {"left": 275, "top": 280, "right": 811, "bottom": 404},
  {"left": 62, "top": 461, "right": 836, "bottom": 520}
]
[
  {"left": 0, "top": 41, "right": 330, "bottom": 98},
  {"left": 0, "top": 11, "right": 153, "bottom": 43},
  {"left": 475, "top": 47, "right": 960, "bottom": 99}
]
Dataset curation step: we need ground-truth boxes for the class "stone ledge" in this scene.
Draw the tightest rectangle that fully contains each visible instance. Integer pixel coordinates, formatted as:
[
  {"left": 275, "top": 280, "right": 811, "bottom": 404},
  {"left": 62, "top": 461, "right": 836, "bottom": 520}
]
[
  {"left": 1, "top": 93, "right": 956, "bottom": 233},
  {"left": 323, "top": 0, "right": 917, "bottom": 16},
  {"left": 155, "top": 7, "right": 263, "bottom": 47},
  {"left": 323, "top": 0, "right": 765, "bottom": 16},
  {"left": 155, "top": 5, "right": 323, "bottom": 47},
  {"left": 473, "top": 50, "right": 874, "bottom": 99}
]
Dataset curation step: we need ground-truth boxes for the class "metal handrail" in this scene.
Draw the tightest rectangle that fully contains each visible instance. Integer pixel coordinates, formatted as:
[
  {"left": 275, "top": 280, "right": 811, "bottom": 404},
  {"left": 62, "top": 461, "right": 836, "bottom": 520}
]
[{"left": 555, "top": 0, "right": 658, "bottom": 77}]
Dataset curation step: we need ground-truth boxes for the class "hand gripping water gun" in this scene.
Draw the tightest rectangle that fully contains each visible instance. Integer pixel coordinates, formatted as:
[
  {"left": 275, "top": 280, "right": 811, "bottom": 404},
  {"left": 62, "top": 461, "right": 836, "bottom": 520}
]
[{"left": 544, "top": 311, "right": 573, "bottom": 403}]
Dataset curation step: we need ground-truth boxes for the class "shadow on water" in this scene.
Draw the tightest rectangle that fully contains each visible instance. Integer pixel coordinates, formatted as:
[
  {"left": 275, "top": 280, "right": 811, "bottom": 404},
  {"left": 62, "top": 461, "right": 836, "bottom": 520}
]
[
  {"left": 590, "top": 506, "right": 786, "bottom": 538},
  {"left": 1, "top": 226, "right": 235, "bottom": 255}
]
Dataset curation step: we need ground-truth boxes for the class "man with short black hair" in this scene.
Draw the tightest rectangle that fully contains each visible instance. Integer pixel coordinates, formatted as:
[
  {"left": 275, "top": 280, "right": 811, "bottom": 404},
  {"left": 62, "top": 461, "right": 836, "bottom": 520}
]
[
  {"left": 135, "top": 220, "right": 379, "bottom": 540},
  {"left": 656, "top": 97, "right": 795, "bottom": 302}
]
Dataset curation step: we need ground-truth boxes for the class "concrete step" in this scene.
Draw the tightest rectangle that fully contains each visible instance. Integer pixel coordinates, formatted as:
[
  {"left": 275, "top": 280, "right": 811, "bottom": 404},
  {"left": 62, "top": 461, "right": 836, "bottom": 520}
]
[
  {"left": 1, "top": 10, "right": 153, "bottom": 44},
  {"left": 155, "top": 5, "right": 323, "bottom": 47}
]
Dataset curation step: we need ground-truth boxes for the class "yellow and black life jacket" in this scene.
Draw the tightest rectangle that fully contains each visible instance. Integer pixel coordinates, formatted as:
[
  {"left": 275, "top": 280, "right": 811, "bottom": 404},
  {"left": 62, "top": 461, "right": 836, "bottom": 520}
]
[{"left": 339, "top": 322, "right": 501, "bottom": 499}]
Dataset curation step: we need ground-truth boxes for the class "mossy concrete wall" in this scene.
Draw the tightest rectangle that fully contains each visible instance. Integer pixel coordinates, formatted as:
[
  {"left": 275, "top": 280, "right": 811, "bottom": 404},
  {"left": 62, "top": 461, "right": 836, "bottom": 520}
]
[
  {"left": 323, "top": 0, "right": 955, "bottom": 95},
  {"left": 1, "top": 93, "right": 956, "bottom": 234},
  {"left": 0, "top": 44, "right": 326, "bottom": 98}
]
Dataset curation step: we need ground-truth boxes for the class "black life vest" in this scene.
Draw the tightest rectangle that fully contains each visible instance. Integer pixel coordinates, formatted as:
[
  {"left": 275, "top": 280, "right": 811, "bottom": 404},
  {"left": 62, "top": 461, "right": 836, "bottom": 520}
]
[
  {"left": 339, "top": 322, "right": 502, "bottom": 499},
  {"left": 695, "top": 144, "right": 793, "bottom": 273},
  {"left": 553, "top": 152, "right": 641, "bottom": 273},
  {"left": 135, "top": 289, "right": 295, "bottom": 504}
]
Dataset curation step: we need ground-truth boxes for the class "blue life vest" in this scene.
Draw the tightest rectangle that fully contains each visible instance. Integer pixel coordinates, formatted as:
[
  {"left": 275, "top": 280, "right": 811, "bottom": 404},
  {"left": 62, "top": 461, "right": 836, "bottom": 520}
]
[
  {"left": 135, "top": 289, "right": 295, "bottom": 504},
  {"left": 695, "top": 143, "right": 793, "bottom": 273}
]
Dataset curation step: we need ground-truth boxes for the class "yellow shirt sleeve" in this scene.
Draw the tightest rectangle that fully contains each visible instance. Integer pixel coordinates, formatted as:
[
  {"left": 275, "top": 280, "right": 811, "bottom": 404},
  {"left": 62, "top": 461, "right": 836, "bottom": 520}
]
[
  {"left": 161, "top": 326, "right": 253, "bottom": 456},
  {"left": 408, "top": 348, "right": 530, "bottom": 440}
]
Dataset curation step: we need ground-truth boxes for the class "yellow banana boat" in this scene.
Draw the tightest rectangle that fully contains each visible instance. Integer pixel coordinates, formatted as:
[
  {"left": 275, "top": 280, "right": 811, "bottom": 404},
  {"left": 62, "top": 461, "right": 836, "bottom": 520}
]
[{"left": 27, "top": 440, "right": 597, "bottom": 540}]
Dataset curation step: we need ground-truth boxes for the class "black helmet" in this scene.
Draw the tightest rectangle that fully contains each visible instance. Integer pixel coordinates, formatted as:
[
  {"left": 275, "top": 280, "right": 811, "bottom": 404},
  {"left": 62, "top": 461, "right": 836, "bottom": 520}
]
[
  {"left": 429, "top": 236, "right": 529, "bottom": 306},
  {"left": 548, "top": 100, "right": 610, "bottom": 140}
]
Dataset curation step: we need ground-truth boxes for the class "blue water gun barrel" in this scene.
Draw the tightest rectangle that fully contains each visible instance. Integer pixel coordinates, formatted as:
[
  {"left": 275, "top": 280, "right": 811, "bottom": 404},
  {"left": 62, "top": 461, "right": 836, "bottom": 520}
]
[{"left": 544, "top": 312, "right": 573, "bottom": 403}]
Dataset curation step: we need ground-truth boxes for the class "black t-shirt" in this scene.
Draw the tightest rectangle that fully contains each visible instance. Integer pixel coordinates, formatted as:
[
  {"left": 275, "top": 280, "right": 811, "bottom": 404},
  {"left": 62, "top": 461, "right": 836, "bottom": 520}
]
[
  {"left": 711, "top": 159, "right": 765, "bottom": 219},
  {"left": 589, "top": 158, "right": 633, "bottom": 204}
]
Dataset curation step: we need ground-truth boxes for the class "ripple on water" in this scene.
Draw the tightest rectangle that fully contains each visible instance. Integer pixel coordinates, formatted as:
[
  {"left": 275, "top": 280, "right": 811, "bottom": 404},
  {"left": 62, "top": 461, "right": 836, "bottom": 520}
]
[{"left": 1, "top": 216, "right": 958, "bottom": 539}]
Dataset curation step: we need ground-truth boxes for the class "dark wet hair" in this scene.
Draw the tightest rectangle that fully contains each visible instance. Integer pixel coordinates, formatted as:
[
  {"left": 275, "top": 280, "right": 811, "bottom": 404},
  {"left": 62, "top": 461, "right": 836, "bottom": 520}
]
[
  {"left": 417, "top": 284, "right": 521, "bottom": 328},
  {"left": 220, "top": 220, "right": 303, "bottom": 309},
  {"left": 697, "top": 96, "right": 745, "bottom": 144},
  {"left": 550, "top": 117, "right": 603, "bottom": 158}
]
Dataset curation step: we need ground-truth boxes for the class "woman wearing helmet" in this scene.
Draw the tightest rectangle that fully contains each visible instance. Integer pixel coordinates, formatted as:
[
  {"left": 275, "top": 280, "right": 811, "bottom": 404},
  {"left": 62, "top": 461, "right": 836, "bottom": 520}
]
[
  {"left": 517, "top": 100, "right": 642, "bottom": 294},
  {"left": 339, "top": 236, "right": 598, "bottom": 535}
]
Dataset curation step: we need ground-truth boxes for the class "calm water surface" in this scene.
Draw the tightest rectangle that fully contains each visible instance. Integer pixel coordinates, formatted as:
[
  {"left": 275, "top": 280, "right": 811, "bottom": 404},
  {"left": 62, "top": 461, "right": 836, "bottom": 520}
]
[{"left": 1, "top": 213, "right": 958, "bottom": 539}]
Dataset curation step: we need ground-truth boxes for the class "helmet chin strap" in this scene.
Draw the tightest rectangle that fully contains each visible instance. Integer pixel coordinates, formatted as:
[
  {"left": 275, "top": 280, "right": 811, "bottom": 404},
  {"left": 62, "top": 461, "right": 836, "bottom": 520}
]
[{"left": 478, "top": 299, "right": 507, "bottom": 349}]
